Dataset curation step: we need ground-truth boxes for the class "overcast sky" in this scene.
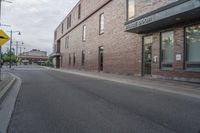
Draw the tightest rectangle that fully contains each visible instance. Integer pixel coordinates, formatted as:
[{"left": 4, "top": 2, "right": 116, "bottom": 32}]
[{"left": 1, "top": 0, "right": 79, "bottom": 55}]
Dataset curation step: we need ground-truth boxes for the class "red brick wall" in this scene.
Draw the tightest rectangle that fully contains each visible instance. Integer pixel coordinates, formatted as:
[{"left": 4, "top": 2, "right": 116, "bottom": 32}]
[
  {"left": 55, "top": 0, "right": 200, "bottom": 81},
  {"left": 135, "top": 0, "right": 178, "bottom": 17},
  {"left": 60, "top": 0, "right": 136, "bottom": 75},
  {"left": 150, "top": 24, "right": 200, "bottom": 79}
]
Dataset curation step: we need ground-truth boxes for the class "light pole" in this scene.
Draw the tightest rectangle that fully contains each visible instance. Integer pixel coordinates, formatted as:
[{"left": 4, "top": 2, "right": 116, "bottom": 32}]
[
  {"left": 16, "top": 41, "right": 24, "bottom": 65},
  {"left": 14, "top": 41, "right": 23, "bottom": 56},
  {"left": 8, "top": 30, "right": 21, "bottom": 68},
  {"left": 0, "top": 0, "right": 12, "bottom": 81},
  {"left": 0, "top": 44, "right": 2, "bottom": 81}
]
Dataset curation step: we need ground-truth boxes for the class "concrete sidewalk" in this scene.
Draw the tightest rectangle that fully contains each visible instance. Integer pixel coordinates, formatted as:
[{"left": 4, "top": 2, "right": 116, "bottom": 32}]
[
  {"left": 0, "top": 73, "right": 14, "bottom": 92},
  {"left": 0, "top": 73, "right": 16, "bottom": 102},
  {"left": 46, "top": 67, "right": 200, "bottom": 99},
  {"left": 0, "top": 73, "right": 21, "bottom": 133}
]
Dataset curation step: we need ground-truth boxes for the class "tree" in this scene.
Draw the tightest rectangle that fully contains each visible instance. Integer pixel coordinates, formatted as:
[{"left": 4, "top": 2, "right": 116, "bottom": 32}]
[{"left": 2, "top": 51, "right": 17, "bottom": 63}]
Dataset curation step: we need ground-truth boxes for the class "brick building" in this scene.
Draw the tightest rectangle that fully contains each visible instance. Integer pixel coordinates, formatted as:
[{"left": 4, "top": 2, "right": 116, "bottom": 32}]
[
  {"left": 51, "top": 0, "right": 200, "bottom": 82},
  {"left": 19, "top": 49, "right": 48, "bottom": 64}
]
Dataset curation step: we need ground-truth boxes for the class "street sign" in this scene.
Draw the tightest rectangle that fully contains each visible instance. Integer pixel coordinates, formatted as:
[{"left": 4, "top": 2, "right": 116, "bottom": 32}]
[{"left": 0, "top": 29, "right": 10, "bottom": 46}]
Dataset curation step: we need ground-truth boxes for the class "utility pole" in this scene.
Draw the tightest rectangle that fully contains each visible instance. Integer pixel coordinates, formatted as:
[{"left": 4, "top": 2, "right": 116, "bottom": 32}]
[
  {"left": 15, "top": 41, "right": 18, "bottom": 55},
  {"left": 0, "top": 0, "right": 2, "bottom": 81},
  {"left": 19, "top": 46, "right": 22, "bottom": 65},
  {"left": 14, "top": 41, "right": 23, "bottom": 56},
  {"left": 19, "top": 46, "right": 21, "bottom": 55},
  {"left": 8, "top": 30, "right": 21, "bottom": 68},
  {"left": 0, "top": 0, "right": 12, "bottom": 80},
  {"left": 9, "top": 30, "right": 12, "bottom": 68},
  {"left": 0, "top": 48, "right": 1, "bottom": 81},
  {"left": 14, "top": 41, "right": 23, "bottom": 65}
]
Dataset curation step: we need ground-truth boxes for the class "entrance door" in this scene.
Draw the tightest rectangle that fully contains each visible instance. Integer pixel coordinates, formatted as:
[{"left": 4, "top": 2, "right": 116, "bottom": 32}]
[
  {"left": 56, "top": 56, "right": 60, "bottom": 68},
  {"left": 98, "top": 46, "right": 104, "bottom": 71},
  {"left": 143, "top": 36, "right": 153, "bottom": 75}
]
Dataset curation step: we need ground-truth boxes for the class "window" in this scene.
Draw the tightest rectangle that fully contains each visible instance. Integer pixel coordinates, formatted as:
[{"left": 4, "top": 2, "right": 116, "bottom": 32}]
[
  {"left": 99, "top": 13, "right": 104, "bottom": 34},
  {"left": 61, "top": 56, "right": 63, "bottom": 66},
  {"left": 185, "top": 24, "right": 200, "bottom": 70},
  {"left": 82, "top": 25, "right": 86, "bottom": 41},
  {"left": 82, "top": 50, "right": 85, "bottom": 66},
  {"left": 65, "top": 36, "right": 69, "bottom": 49},
  {"left": 54, "top": 31, "right": 57, "bottom": 40},
  {"left": 67, "top": 14, "right": 71, "bottom": 29},
  {"left": 144, "top": 36, "right": 153, "bottom": 45},
  {"left": 161, "top": 31, "right": 174, "bottom": 69},
  {"left": 78, "top": 4, "right": 81, "bottom": 19},
  {"left": 73, "top": 53, "right": 76, "bottom": 66},
  {"left": 61, "top": 23, "right": 64, "bottom": 34},
  {"left": 56, "top": 40, "right": 61, "bottom": 53},
  {"left": 69, "top": 54, "right": 71, "bottom": 66},
  {"left": 127, "top": 0, "right": 135, "bottom": 20}
]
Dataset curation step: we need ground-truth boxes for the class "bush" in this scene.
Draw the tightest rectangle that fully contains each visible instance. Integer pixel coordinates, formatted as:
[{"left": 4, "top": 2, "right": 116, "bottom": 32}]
[{"left": 2, "top": 51, "right": 17, "bottom": 63}]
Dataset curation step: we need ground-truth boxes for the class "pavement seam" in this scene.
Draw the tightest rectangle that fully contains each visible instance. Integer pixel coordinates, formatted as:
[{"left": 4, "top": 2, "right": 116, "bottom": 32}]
[{"left": 45, "top": 67, "right": 200, "bottom": 99}]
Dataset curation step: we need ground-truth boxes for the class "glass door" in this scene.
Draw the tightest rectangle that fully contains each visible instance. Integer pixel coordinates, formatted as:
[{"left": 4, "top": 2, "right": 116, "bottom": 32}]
[{"left": 143, "top": 36, "right": 153, "bottom": 75}]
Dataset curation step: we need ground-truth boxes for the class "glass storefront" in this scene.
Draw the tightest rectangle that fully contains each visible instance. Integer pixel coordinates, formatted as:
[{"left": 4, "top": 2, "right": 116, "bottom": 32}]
[
  {"left": 161, "top": 31, "right": 174, "bottom": 69},
  {"left": 186, "top": 24, "right": 200, "bottom": 70}
]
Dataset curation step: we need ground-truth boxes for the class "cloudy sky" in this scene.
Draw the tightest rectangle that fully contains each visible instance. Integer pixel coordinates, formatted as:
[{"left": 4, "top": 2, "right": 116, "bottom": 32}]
[{"left": 1, "top": 0, "right": 79, "bottom": 55}]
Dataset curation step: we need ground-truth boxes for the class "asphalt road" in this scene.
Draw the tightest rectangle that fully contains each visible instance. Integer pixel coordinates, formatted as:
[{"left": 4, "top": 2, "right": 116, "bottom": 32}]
[{"left": 6, "top": 65, "right": 200, "bottom": 133}]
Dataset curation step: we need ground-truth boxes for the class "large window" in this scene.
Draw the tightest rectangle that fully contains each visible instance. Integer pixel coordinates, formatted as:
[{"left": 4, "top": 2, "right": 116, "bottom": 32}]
[
  {"left": 65, "top": 36, "right": 69, "bottom": 49},
  {"left": 128, "top": 0, "right": 135, "bottom": 20},
  {"left": 185, "top": 24, "right": 200, "bottom": 70},
  {"left": 99, "top": 13, "right": 104, "bottom": 34},
  {"left": 82, "top": 25, "right": 86, "bottom": 41},
  {"left": 161, "top": 31, "right": 174, "bottom": 69}
]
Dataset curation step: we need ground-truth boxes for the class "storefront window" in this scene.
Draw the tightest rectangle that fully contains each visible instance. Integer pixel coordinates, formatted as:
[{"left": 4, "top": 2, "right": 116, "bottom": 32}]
[
  {"left": 186, "top": 24, "right": 200, "bottom": 70},
  {"left": 128, "top": 0, "right": 135, "bottom": 20},
  {"left": 161, "top": 31, "right": 174, "bottom": 69},
  {"left": 144, "top": 36, "right": 153, "bottom": 45}
]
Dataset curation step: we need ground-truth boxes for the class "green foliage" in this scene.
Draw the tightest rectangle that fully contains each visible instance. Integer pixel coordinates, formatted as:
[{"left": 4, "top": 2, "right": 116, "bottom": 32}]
[
  {"left": 38, "top": 57, "right": 54, "bottom": 67},
  {"left": 2, "top": 51, "right": 17, "bottom": 63}
]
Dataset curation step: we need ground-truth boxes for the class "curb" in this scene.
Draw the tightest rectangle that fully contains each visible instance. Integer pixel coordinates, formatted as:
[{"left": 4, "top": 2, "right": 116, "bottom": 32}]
[
  {"left": 0, "top": 73, "right": 16, "bottom": 103},
  {"left": 45, "top": 67, "right": 200, "bottom": 99},
  {"left": 0, "top": 74, "right": 22, "bottom": 133}
]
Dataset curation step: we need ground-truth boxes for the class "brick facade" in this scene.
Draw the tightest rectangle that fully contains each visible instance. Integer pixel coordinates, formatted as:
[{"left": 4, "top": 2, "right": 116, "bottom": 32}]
[{"left": 53, "top": 0, "right": 200, "bottom": 82}]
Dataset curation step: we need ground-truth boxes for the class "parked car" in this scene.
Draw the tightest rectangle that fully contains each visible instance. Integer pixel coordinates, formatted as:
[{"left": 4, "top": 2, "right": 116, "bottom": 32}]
[{"left": 22, "top": 60, "right": 29, "bottom": 65}]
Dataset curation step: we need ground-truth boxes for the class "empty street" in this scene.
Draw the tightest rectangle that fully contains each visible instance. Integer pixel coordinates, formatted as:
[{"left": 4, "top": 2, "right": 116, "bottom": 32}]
[{"left": 5, "top": 66, "right": 200, "bottom": 133}]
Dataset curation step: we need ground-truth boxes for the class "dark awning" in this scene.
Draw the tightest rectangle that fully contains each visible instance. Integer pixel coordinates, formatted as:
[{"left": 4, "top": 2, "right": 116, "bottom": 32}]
[
  {"left": 125, "top": 0, "right": 200, "bottom": 34},
  {"left": 49, "top": 53, "right": 61, "bottom": 58}
]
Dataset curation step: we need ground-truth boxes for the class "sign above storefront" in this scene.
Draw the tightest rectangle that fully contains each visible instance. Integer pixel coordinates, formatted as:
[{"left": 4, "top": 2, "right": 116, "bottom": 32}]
[
  {"left": 125, "top": 0, "right": 200, "bottom": 33},
  {"left": 127, "top": 16, "right": 153, "bottom": 30}
]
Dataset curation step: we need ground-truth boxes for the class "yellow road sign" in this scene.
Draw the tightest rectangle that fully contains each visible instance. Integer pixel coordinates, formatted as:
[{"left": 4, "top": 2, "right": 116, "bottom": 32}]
[{"left": 0, "top": 29, "right": 10, "bottom": 46}]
